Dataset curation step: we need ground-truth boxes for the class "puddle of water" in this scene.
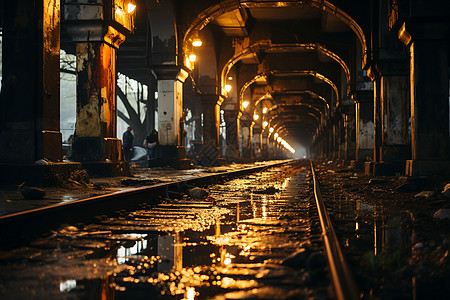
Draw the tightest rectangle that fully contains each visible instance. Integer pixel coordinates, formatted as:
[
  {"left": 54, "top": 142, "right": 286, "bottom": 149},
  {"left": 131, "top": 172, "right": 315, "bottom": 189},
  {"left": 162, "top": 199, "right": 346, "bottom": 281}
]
[{"left": 0, "top": 164, "right": 329, "bottom": 299}]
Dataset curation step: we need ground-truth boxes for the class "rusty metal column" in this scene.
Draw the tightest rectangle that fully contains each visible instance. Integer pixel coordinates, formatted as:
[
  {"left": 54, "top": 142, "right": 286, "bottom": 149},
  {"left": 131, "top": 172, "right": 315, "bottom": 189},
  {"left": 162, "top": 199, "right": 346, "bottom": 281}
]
[
  {"left": 0, "top": 0, "right": 62, "bottom": 163},
  {"left": 224, "top": 110, "right": 240, "bottom": 162},
  {"left": 71, "top": 42, "right": 121, "bottom": 162},
  {"left": 64, "top": 0, "right": 134, "bottom": 176},
  {"left": 197, "top": 94, "right": 220, "bottom": 166},
  {"left": 399, "top": 20, "right": 450, "bottom": 176}
]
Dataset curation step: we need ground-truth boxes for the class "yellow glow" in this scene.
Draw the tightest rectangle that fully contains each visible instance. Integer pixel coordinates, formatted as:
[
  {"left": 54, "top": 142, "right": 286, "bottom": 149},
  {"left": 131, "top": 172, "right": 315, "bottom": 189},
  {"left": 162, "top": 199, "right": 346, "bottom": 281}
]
[
  {"left": 269, "top": 127, "right": 274, "bottom": 133},
  {"left": 253, "top": 114, "right": 259, "bottom": 121},
  {"left": 225, "top": 85, "right": 232, "bottom": 92},
  {"left": 263, "top": 121, "right": 268, "bottom": 127},
  {"left": 127, "top": 3, "right": 136, "bottom": 14},
  {"left": 277, "top": 137, "right": 281, "bottom": 143},
  {"left": 262, "top": 107, "right": 268, "bottom": 114},
  {"left": 224, "top": 257, "right": 232, "bottom": 265},
  {"left": 189, "top": 54, "right": 196, "bottom": 62},
  {"left": 242, "top": 101, "right": 249, "bottom": 109},
  {"left": 228, "top": 76, "right": 233, "bottom": 81},
  {"left": 186, "top": 287, "right": 196, "bottom": 300},
  {"left": 274, "top": 133, "right": 278, "bottom": 138},
  {"left": 116, "top": 7, "right": 125, "bottom": 16},
  {"left": 192, "top": 39, "right": 202, "bottom": 47}
]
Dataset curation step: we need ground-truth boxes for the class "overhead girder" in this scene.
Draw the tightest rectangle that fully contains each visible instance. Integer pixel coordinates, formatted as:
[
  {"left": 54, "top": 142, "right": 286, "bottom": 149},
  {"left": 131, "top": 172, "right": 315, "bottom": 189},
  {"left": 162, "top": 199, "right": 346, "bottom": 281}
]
[
  {"left": 270, "top": 91, "right": 330, "bottom": 115},
  {"left": 239, "top": 70, "right": 339, "bottom": 111},
  {"left": 182, "top": 0, "right": 368, "bottom": 65},
  {"left": 220, "top": 41, "right": 351, "bottom": 96}
]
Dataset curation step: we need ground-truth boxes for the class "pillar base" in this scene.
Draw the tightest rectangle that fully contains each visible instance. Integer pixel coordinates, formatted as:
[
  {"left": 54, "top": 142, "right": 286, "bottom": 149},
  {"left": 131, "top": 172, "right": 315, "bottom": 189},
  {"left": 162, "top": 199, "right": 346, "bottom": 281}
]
[
  {"left": 71, "top": 137, "right": 122, "bottom": 162},
  {"left": 81, "top": 161, "right": 130, "bottom": 178},
  {"left": 350, "top": 160, "right": 365, "bottom": 171},
  {"left": 406, "top": 160, "right": 450, "bottom": 177},
  {"left": 365, "top": 161, "right": 406, "bottom": 176},
  {"left": 0, "top": 162, "right": 83, "bottom": 187},
  {"left": 150, "top": 145, "right": 191, "bottom": 169}
]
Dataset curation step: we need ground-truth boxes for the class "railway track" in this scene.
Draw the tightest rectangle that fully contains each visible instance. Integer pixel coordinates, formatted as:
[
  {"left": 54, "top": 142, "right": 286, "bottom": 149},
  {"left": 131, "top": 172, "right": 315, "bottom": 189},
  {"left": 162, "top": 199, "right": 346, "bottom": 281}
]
[{"left": 0, "top": 160, "right": 359, "bottom": 300}]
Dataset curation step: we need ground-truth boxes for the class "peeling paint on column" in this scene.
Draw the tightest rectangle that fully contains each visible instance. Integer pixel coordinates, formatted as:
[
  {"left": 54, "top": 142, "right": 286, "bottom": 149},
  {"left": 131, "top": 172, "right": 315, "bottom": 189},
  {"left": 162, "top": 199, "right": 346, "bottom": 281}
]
[{"left": 74, "top": 42, "right": 117, "bottom": 138}]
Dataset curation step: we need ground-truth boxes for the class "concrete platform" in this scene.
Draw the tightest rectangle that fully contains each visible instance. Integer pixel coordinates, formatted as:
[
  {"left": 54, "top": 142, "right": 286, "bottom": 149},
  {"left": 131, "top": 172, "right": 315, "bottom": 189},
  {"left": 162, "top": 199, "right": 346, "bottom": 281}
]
[{"left": 0, "top": 160, "right": 287, "bottom": 218}]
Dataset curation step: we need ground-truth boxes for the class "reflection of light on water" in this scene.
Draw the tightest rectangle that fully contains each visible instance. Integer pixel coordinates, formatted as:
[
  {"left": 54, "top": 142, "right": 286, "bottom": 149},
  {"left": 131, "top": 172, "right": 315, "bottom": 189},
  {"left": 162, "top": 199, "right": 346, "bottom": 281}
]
[
  {"left": 224, "top": 257, "right": 232, "bottom": 265},
  {"left": 60, "top": 279, "right": 76, "bottom": 292},
  {"left": 282, "top": 177, "right": 291, "bottom": 189},
  {"left": 262, "top": 195, "right": 268, "bottom": 219},
  {"left": 186, "top": 287, "right": 196, "bottom": 300},
  {"left": 117, "top": 235, "right": 148, "bottom": 264}
]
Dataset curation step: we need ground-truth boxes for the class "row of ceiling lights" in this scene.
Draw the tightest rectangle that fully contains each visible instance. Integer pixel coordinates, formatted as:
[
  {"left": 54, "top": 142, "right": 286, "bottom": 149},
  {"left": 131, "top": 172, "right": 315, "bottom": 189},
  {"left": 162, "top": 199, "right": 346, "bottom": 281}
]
[{"left": 189, "top": 32, "right": 295, "bottom": 155}]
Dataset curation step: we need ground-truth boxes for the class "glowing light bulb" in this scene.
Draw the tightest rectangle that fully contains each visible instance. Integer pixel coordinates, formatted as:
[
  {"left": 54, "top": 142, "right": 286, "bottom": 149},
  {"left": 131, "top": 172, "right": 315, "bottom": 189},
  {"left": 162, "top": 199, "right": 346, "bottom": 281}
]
[
  {"left": 263, "top": 121, "right": 268, "bottom": 127},
  {"left": 274, "top": 133, "right": 278, "bottom": 138},
  {"left": 225, "top": 85, "right": 232, "bottom": 92},
  {"left": 262, "top": 107, "right": 268, "bottom": 114},
  {"left": 189, "top": 54, "right": 196, "bottom": 62},
  {"left": 253, "top": 114, "right": 259, "bottom": 121},
  {"left": 269, "top": 127, "right": 274, "bottom": 133},
  {"left": 242, "top": 101, "right": 249, "bottom": 109},
  {"left": 127, "top": 3, "right": 136, "bottom": 13},
  {"left": 192, "top": 39, "right": 202, "bottom": 47}
]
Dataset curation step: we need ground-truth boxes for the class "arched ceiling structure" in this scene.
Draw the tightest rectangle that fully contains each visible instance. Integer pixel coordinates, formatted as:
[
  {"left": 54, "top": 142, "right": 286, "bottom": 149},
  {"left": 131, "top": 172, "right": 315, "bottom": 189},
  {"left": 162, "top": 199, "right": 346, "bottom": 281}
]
[{"left": 181, "top": 0, "right": 368, "bottom": 152}]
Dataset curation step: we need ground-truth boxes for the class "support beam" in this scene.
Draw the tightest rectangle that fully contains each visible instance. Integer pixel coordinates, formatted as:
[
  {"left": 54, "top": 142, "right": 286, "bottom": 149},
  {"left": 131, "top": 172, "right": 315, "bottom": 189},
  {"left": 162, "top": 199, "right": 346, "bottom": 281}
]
[
  {"left": 399, "top": 20, "right": 450, "bottom": 176},
  {"left": 0, "top": 0, "right": 62, "bottom": 163}
]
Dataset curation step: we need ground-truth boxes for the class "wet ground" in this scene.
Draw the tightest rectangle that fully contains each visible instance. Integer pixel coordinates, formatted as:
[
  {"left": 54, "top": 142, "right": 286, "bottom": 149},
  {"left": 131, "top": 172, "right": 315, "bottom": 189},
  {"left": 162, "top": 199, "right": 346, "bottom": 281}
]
[
  {"left": 0, "top": 161, "right": 332, "bottom": 299},
  {"left": 315, "top": 161, "right": 450, "bottom": 299}
]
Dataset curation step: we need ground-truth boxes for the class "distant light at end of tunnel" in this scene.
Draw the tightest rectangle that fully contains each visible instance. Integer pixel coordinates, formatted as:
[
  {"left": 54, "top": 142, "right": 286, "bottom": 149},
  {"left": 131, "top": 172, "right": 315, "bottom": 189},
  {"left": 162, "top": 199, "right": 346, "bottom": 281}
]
[{"left": 225, "top": 85, "right": 232, "bottom": 92}]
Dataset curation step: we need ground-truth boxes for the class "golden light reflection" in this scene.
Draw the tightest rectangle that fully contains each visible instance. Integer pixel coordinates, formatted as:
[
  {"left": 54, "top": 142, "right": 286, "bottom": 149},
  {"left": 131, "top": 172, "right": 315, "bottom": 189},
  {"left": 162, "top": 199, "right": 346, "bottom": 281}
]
[
  {"left": 189, "top": 54, "right": 197, "bottom": 62},
  {"left": 262, "top": 107, "right": 268, "bottom": 114},
  {"left": 215, "top": 218, "right": 221, "bottom": 237},
  {"left": 186, "top": 287, "right": 196, "bottom": 300},
  {"left": 225, "top": 84, "right": 232, "bottom": 92},
  {"left": 242, "top": 101, "right": 249, "bottom": 109}
]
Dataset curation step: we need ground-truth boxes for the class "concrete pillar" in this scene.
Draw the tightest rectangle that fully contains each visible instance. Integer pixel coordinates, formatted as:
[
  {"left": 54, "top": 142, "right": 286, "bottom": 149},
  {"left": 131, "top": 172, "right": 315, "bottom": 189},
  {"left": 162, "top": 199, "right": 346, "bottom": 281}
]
[
  {"left": 224, "top": 110, "right": 240, "bottom": 162},
  {"left": 249, "top": 122, "right": 255, "bottom": 160},
  {"left": 71, "top": 42, "right": 122, "bottom": 162},
  {"left": 380, "top": 73, "right": 410, "bottom": 162},
  {"left": 153, "top": 66, "right": 190, "bottom": 169},
  {"left": 198, "top": 94, "right": 221, "bottom": 166},
  {"left": 344, "top": 113, "right": 357, "bottom": 161},
  {"left": 352, "top": 91, "right": 374, "bottom": 171},
  {"left": 0, "top": 0, "right": 62, "bottom": 163},
  {"left": 399, "top": 20, "right": 450, "bottom": 176}
]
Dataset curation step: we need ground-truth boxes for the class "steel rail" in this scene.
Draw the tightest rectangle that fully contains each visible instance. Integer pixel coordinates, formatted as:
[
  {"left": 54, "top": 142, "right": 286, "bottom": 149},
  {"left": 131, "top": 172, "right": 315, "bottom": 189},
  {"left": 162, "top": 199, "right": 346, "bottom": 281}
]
[
  {"left": 0, "top": 160, "right": 292, "bottom": 248},
  {"left": 310, "top": 162, "right": 359, "bottom": 300}
]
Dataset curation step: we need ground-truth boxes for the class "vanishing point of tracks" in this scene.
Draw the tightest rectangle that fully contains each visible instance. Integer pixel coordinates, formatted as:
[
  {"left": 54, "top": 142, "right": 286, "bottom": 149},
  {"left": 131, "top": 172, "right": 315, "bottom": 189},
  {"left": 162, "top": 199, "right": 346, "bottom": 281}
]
[{"left": 0, "top": 160, "right": 358, "bottom": 299}]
